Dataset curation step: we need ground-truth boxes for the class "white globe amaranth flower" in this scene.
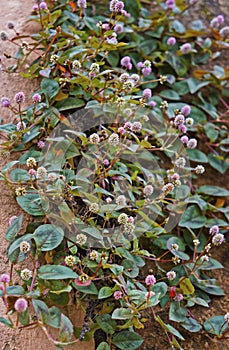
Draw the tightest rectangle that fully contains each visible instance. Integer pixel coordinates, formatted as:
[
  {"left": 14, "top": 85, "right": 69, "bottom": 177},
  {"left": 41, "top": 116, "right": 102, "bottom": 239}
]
[
  {"left": 123, "top": 222, "right": 135, "bottom": 234},
  {"left": 212, "top": 233, "right": 225, "bottom": 246},
  {"left": 143, "top": 185, "right": 154, "bottom": 197},
  {"left": 37, "top": 166, "right": 47, "bottom": 179},
  {"left": 174, "top": 157, "right": 186, "bottom": 168},
  {"left": 118, "top": 213, "right": 129, "bottom": 225},
  {"left": 65, "top": 255, "right": 76, "bottom": 267},
  {"left": 89, "top": 133, "right": 100, "bottom": 144},
  {"left": 89, "top": 202, "right": 100, "bottom": 213},
  {"left": 76, "top": 233, "right": 87, "bottom": 245},
  {"left": 108, "top": 133, "right": 119, "bottom": 146},
  {"left": 195, "top": 165, "right": 205, "bottom": 174},
  {"left": 90, "top": 63, "right": 100, "bottom": 73},
  {"left": 115, "top": 195, "right": 127, "bottom": 206},
  {"left": 20, "top": 241, "right": 31, "bottom": 253},
  {"left": 89, "top": 250, "right": 99, "bottom": 260},
  {"left": 26, "top": 157, "right": 36, "bottom": 168},
  {"left": 166, "top": 270, "right": 176, "bottom": 280},
  {"left": 20, "top": 268, "right": 33, "bottom": 281}
]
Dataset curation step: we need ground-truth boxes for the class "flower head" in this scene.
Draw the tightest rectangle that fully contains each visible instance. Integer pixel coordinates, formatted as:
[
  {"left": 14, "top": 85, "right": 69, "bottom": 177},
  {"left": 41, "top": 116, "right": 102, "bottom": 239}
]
[
  {"left": 89, "top": 250, "right": 99, "bottom": 260},
  {"left": 0, "top": 274, "right": 10, "bottom": 283},
  {"left": 1, "top": 97, "right": 11, "bottom": 107},
  {"left": 166, "top": 271, "right": 176, "bottom": 281},
  {"left": 114, "top": 291, "right": 123, "bottom": 300},
  {"left": 37, "top": 166, "right": 47, "bottom": 179},
  {"left": 76, "top": 233, "right": 87, "bottom": 245},
  {"left": 89, "top": 133, "right": 100, "bottom": 144},
  {"left": 115, "top": 195, "right": 126, "bottom": 206},
  {"left": 142, "top": 88, "right": 152, "bottom": 100},
  {"left": 65, "top": 255, "right": 76, "bottom": 267},
  {"left": 143, "top": 185, "right": 154, "bottom": 197},
  {"left": 212, "top": 233, "right": 225, "bottom": 246},
  {"left": 26, "top": 157, "right": 36, "bottom": 168},
  {"left": 209, "top": 225, "right": 219, "bottom": 235},
  {"left": 14, "top": 298, "right": 28, "bottom": 312},
  {"left": 167, "top": 37, "right": 176, "bottom": 46},
  {"left": 14, "top": 92, "right": 25, "bottom": 104},
  {"left": 181, "top": 105, "right": 191, "bottom": 116},
  {"left": 32, "top": 93, "right": 41, "bottom": 103},
  {"left": 89, "top": 202, "right": 100, "bottom": 213},
  {"left": 114, "top": 24, "right": 123, "bottom": 34},
  {"left": 145, "top": 274, "right": 156, "bottom": 286},
  {"left": 21, "top": 269, "right": 33, "bottom": 281},
  {"left": 108, "top": 133, "right": 119, "bottom": 146},
  {"left": 20, "top": 241, "right": 31, "bottom": 253},
  {"left": 118, "top": 213, "right": 128, "bottom": 225},
  {"left": 77, "top": 0, "right": 87, "bottom": 9},
  {"left": 187, "top": 138, "right": 197, "bottom": 149},
  {"left": 180, "top": 43, "right": 192, "bottom": 54},
  {"left": 39, "top": 2, "right": 48, "bottom": 10}
]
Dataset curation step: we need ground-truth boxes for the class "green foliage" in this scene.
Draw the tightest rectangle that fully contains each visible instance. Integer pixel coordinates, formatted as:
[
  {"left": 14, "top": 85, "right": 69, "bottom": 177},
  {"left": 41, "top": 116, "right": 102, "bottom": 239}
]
[{"left": 0, "top": 0, "right": 228, "bottom": 348}]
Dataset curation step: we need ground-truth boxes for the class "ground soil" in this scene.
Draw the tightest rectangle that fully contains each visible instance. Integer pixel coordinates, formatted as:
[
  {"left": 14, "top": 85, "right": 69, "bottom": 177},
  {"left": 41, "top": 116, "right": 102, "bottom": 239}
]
[{"left": 0, "top": 1, "right": 228, "bottom": 350}]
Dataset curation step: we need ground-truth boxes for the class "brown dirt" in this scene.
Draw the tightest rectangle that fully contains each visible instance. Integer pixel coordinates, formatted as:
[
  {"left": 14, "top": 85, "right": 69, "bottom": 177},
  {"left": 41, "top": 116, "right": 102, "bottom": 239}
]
[{"left": 0, "top": 1, "right": 228, "bottom": 350}]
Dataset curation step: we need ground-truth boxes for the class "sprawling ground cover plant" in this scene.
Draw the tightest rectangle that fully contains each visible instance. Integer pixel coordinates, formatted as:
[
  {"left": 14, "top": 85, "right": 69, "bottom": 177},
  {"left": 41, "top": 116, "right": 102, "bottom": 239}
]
[{"left": 0, "top": 1, "right": 228, "bottom": 349}]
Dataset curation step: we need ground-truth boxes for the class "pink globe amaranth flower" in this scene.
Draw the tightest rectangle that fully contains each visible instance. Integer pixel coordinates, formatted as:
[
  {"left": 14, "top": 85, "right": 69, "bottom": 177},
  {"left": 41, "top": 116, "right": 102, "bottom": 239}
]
[
  {"left": 1, "top": 97, "right": 11, "bottom": 107},
  {"left": 180, "top": 135, "right": 189, "bottom": 144},
  {"left": 137, "top": 62, "right": 144, "bottom": 68},
  {"left": 32, "top": 93, "right": 41, "bottom": 103},
  {"left": 124, "top": 121, "right": 132, "bottom": 130},
  {"left": 128, "top": 216, "right": 134, "bottom": 223},
  {"left": 0, "top": 274, "right": 10, "bottom": 283},
  {"left": 33, "top": 4, "right": 39, "bottom": 11},
  {"left": 145, "top": 274, "right": 156, "bottom": 286},
  {"left": 103, "top": 159, "right": 110, "bottom": 166},
  {"left": 14, "top": 91, "right": 25, "bottom": 104},
  {"left": 28, "top": 169, "right": 36, "bottom": 176},
  {"left": 178, "top": 124, "right": 187, "bottom": 133},
  {"left": 115, "top": 1, "right": 125, "bottom": 13},
  {"left": 166, "top": 0, "right": 175, "bottom": 9},
  {"left": 118, "top": 126, "right": 125, "bottom": 134},
  {"left": 167, "top": 36, "right": 176, "bottom": 46},
  {"left": 39, "top": 2, "right": 48, "bottom": 10},
  {"left": 14, "top": 298, "right": 28, "bottom": 312},
  {"left": 121, "top": 10, "right": 130, "bottom": 17},
  {"left": 217, "top": 15, "right": 225, "bottom": 25},
  {"left": 114, "top": 291, "right": 123, "bottom": 300},
  {"left": 37, "top": 140, "right": 45, "bottom": 149},
  {"left": 181, "top": 104, "right": 191, "bottom": 116},
  {"left": 77, "top": 0, "right": 87, "bottom": 9},
  {"left": 187, "top": 138, "right": 197, "bottom": 149},
  {"left": 142, "top": 88, "right": 152, "bottom": 99},
  {"left": 142, "top": 67, "right": 152, "bottom": 76},
  {"left": 9, "top": 215, "right": 18, "bottom": 226},
  {"left": 149, "top": 101, "right": 156, "bottom": 108},
  {"left": 114, "top": 24, "right": 123, "bottom": 34},
  {"left": 127, "top": 62, "right": 132, "bottom": 70},
  {"left": 174, "top": 114, "right": 185, "bottom": 126},
  {"left": 102, "top": 23, "right": 110, "bottom": 31},
  {"left": 209, "top": 225, "right": 219, "bottom": 235},
  {"left": 180, "top": 43, "right": 192, "bottom": 54},
  {"left": 120, "top": 56, "right": 131, "bottom": 67},
  {"left": 174, "top": 293, "right": 183, "bottom": 302}
]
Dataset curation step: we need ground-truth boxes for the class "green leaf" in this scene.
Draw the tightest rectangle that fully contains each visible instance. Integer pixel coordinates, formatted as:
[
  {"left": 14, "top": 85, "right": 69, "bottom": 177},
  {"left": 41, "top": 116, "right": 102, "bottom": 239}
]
[
  {"left": 41, "top": 78, "right": 59, "bottom": 100},
  {"left": 187, "top": 78, "right": 209, "bottom": 94},
  {"left": 179, "top": 278, "right": 195, "bottom": 295},
  {"left": 179, "top": 205, "right": 206, "bottom": 228},
  {"left": 159, "top": 90, "right": 180, "bottom": 100},
  {"left": 204, "top": 315, "right": 228, "bottom": 335},
  {"left": 197, "top": 185, "right": 229, "bottom": 197},
  {"left": 112, "top": 308, "right": 132, "bottom": 320},
  {"left": 96, "top": 314, "right": 116, "bottom": 335},
  {"left": 187, "top": 149, "right": 208, "bottom": 163},
  {"left": 112, "top": 331, "right": 143, "bottom": 350},
  {"left": 199, "top": 257, "right": 224, "bottom": 271},
  {"left": 191, "top": 276, "right": 225, "bottom": 296},
  {"left": 96, "top": 342, "right": 111, "bottom": 350},
  {"left": 47, "top": 306, "right": 61, "bottom": 328},
  {"left": 181, "top": 317, "right": 202, "bottom": 332},
  {"left": 33, "top": 224, "right": 64, "bottom": 251},
  {"left": 17, "top": 192, "right": 48, "bottom": 216},
  {"left": 152, "top": 282, "right": 168, "bottom": 298},
  {"left": 98, "top": 287, "right": 113, "bottom": 299},
  {"left": 5, "top": 214, "right": 23, "bottom": 242},
  {"left": 208, "top": 153, "right": 229, "bottom": 174},
  {"left": 169, "top": 302, "right": 187, "bottom": 322},
  {"left": 55, "top": 97, "right": 85, "bottom": 111},
  {"left": 0, "top": 317, "right": 13, "bottom": 328},
  {"left": 38, "top": 265, "right": 78, "bottom": 280},
  {"left": 59, "top": 314, "right": 73, "bottom": 342},
  {"left": 32, "top": 300, "right": 50, "bottom": 323}
]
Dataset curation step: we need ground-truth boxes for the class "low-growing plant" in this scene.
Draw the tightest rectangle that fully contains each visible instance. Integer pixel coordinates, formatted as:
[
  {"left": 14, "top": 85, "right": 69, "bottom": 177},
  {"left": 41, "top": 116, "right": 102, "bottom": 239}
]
[{"left": 0, "top": 1, "right": 228, "bottom": 349}]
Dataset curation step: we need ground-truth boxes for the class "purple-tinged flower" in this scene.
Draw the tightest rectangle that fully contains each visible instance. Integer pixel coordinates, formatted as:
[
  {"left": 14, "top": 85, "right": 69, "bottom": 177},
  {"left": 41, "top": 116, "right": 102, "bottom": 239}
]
[
  {"left": 1, "top": 97, "right": 11, "bottom": 108},
  {"left": 28, "top": 169, "right": 36, "bottom": 176},
  {"left": 187, "top": 138, "right": 197, "bottom": 149},
  {"left": 77, "top": 0, "right": 87, "bottom": 9},
  {"left": 32, "top": 93, "right": 41, "bottom": 103},
  {"left": 118, "top": 126, "right": 125, "bottom": 134},
  {"left": 110, "top": 0, "right": 118, "bottom": 12},
  {"left": 9, "top": 215, "right": 17, "bottom": 226},
  {"left": 143, "top": 185, "right": 154, "bottom": 197},
  {"left": 102, "top": 23, "right": 110, "bottom": 30},
  {"left": 137, "top": 62, "right": 144, "bottom": 68},
  {"left": 14, "top": 91, "right": 25, "bottom": 104},
  {"left": 167, "top": 36, "right": 176, "bottom": 46},
  {"left": 128, "top": 216, "right": 134, "bottom": 223},
  {"left": 174, "top": 114, "right": 185, "bottom": 126},
  {"left": 114, "top": 291, "right": 123, "bottom": 300},
  {"left": 0, "top": 31, "right": 9, "bottom": 41},
  {"left": 174, "top": 293, "right": 183, "bottom": 302},
  {"left": 103, "top": 159, "right": 110, "bottom": 166},
  {"left": 16, "top": 121, "right": 26, "bottom": 130},
  {"left": 181, "top": 104, "right": 191, "bottom": 116},
  {"left": 217, "top": 15, "right": 225, "bottom": 25},
  {"left": 7, "top": 21, "right": 14, "bottom": 30},
  {"left": 212, "top": 233, "right": 225, "bottom": 246},
  {"left": 209, "top": 225, "right": 219, "bottom": 235},
  {"left": 166, "top": 0, "right": 175, "bottom": 9},
  {"left": 120, "top": 56, "right": 131, "bottom": 68},
  {"left": 180, "top": 135, "right": 189, "bottom": 144},
  {"left": 142, "top": 88, "right": 152, "bottom": 99},
  {"left": 39, "top": 1, "right": 48, "bottom": 10},
  {"left": 124, "top": 121, "right": 132, "bottom": 130},
  {"left": 142, "top": 67, "right": 152, "bottom": 76},
  {"left": 37, "top": 140, "right": 45, "bottom": 149},
  {"left": 89, "top": 71, "right": 96, "bottom": 79},
  {"left": 115, "top": 1, "right": 125, "bottom": 13},
  {"left": 131, "top": 121, "right": 142, "bottom": 133},
  {"left": 14, "top": 298, "right": 28, "bottom": 312},
  {"left": 180, "top": 43, "right": 192, "bottom": 54},
  {"left": 0, "top": 274, "right": 10, "bottom": 283},
  {"left": 149, "top": 101, "right": 156, "bottom": 108},
  {"left": 178, "top": 124, "right": 187, "bottom": 133},
  {"left": 145, "top": 274, "right": 156, "bottom": 286},
  {"left": 33, "top": 4, "right": 39, "bottom": 11},
  {"left": 114, "top": 24, "right": 123, "bottom": 34},
  {"left": 166, "top": 271, "right": 176, "bottom": 281},
  {"left": 171, "top": 173, "right": 180, "bottom": 181}
]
